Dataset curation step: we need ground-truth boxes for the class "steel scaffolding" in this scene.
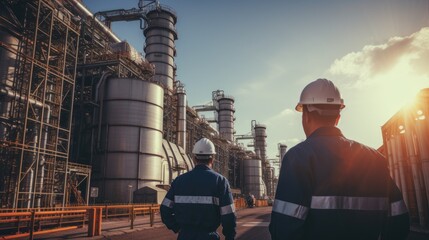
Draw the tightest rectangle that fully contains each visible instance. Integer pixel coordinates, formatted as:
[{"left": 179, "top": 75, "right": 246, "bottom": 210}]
[{"left": 0, "top": 0, "right": 80, "bottom": 208}]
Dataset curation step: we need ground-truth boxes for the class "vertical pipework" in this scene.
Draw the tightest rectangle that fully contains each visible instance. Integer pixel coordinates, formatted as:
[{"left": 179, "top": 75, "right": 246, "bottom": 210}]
[
  {"left": 404, "top": 113, "right": 427, "bottom": 226},
  {"left": 394, "top": 134, "right": 410, "bottom": 208},
  {"left": 386, "top": 136, "right": 395, "bottom": 179},
  {"left": 390, "top": 135, "right": 401, "bottom": 187},
  {"left": 415, "top": 111, "right": 429, "bottom": 205},
  {"left": 144, "top": 5, "right": 178, "bottom": 94},
  {"left": 0, "top": 24, "right": 20, "bottom": 140},
  {"left": 176, "top": 83, "right": 186, "bottom": 150},
  {"left": 217, "top": 95, "right": 235, "bottom": 142}
]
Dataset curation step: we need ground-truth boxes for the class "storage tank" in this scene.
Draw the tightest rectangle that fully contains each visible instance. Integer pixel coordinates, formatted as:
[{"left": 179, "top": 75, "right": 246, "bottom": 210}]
[
  {"left": 97, "top": 78, "right": 164, "bottom": 203},
  {"left": 242, "top": 158, "right": 264, "bottom": 199},
  {"left": 144, "top": 5, "right": 178, "bottom": 93},
  {"left": 218, "top": 95, "right": 235, "bottom": 142}
]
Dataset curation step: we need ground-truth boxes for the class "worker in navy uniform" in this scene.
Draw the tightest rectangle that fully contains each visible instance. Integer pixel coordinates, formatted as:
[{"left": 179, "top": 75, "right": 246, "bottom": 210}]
[
  {"left": 161, "top": 138, "right": 237, "bottom": 240},
  {"left": 269, "top": 79, "right": 410, "bottom": 240}
]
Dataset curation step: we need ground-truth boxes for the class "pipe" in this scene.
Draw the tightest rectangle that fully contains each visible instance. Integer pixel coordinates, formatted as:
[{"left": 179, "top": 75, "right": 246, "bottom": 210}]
[
  {"left": 69, "top": 0, "right": 121, "bottom": 43},
  {"left": 95, "top": 72, "right": 111, "bottom": 149},
  {"left": 0, "top": 88, "right": 51, "bottom": 208},
  {"left": 386, "top": 137, "right": 395, "bottom": 179},
  {"left": 394, "top": 135, "right": 409, "bottom": 208},
  {"left": 176, "top": 83, "right": 186, "bottom": 150},
  {"left": 35, "top": 108, "right": 50, "bottom": 208},
  {"left": 390, "top": 136, "right": 401, "bottom": 187}
]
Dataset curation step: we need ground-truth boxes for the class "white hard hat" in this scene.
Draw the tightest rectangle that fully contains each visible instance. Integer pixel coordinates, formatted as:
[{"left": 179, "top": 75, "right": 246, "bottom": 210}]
[
  {"left": 295, "top": 78, "right": 345, "bottom": 112},
  {"left": 192, "top": 138, "right": 216, "bottom": 155}
]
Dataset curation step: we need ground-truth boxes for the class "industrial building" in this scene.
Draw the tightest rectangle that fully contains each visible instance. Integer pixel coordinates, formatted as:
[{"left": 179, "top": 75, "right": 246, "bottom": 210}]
[
  {"left": 381, "top": 88, "right": 429, "bottom": 227},
  {"left": 0, "top": 0, "right": 277, "bottom": 209}
]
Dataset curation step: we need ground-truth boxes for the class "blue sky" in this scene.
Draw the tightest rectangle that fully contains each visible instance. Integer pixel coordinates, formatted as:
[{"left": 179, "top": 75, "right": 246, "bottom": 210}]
[{"left": 84, "top": 0, "right": 429, "bottom": 171}]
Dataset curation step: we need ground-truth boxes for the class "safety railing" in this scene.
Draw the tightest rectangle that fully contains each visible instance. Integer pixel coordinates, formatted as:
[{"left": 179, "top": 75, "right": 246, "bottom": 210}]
[
  {"left": 0, "top": 209, "right": 86, "bottom": 240},
  {"left": 1, "top": 199, "right": 268, "bottom": 239},
  {"left": 0, "top": 204, "right": 161, "bottom": 240}
]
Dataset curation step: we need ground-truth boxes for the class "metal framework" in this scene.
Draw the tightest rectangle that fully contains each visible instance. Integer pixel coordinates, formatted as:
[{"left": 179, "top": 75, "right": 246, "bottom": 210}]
[
  {"left": 0, "top": 0, "right": 80, "bottom": 208},
  {"left": 70, "top": 11, "right": 154, "bottom": 169}
]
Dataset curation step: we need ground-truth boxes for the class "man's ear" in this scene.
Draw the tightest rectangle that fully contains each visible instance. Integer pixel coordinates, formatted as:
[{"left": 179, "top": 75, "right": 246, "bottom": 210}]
[{"left": 335, "top": 114, "right": 341, "bottom": 126}]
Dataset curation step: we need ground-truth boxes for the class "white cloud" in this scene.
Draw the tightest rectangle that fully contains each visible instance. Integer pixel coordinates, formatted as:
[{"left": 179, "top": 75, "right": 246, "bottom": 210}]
[
  {"left": 325, "top": 27, "right": 429, "bottom": 149},
  {"left": 328, "top": 27, "right": 429, "bottom": 89},
  {"left": 264, "top": 108, "right": 297, "bottom": 125}
]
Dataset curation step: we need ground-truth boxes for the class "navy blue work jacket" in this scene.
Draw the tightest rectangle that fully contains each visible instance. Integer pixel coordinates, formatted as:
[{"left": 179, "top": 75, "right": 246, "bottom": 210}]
[
  {"left": 269, "top": 126, "right": 410, "bottom": 240},
  {"left": 161, "top": 164, "right": 236, "bottom": 240}
]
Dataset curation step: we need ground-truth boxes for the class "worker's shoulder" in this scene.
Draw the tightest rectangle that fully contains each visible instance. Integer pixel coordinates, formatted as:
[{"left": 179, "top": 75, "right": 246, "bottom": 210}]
[
  {"left": 286, "top": 140, "right": 312, "bottom": 157},
  {"left": 340, "top": 136, "right": 386, "bottom": 158}
]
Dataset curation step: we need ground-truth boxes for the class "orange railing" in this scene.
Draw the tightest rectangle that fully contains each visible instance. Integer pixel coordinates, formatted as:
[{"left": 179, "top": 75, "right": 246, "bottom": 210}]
[
  {"left": 1, "top": 198, "right": 269, "bottom": 239},
  {"left": 0, "top": 204, "right": 160, "bottom": 240}
]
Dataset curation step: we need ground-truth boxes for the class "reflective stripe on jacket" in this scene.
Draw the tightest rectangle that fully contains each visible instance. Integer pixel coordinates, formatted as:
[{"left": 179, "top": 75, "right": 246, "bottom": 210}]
[
  {"left": 161, "top": 164, "right": 236, "bottom": 240},
  {"left": 269, "top": 126, "right": 410, "bottom": 240}
]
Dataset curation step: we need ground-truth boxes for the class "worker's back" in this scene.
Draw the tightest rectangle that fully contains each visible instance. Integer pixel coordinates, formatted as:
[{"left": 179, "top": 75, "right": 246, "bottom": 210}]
[
  {"left": 270, "top": 127, "right": 410, "bottom": 240},
  {"left": 172, "top": 165, "right": 225, "bottom": 231},
  {"left": 161, "top": 164, "right": 236, "bottom": 240}
]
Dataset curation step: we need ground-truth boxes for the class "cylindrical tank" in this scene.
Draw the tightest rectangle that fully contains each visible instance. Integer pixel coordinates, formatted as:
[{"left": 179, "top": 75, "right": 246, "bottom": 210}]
[
  {"left": 98, "top": 78, "right": 164, "bottom": 203},
  {"left": 144, "top": 5, "right": 178, "bottom": 93},
  {"left": 218, "top": 96, "right": 235, "bottom": 142},
  {"left": 254, "top": 124, "right": 267, "bottom": 162},
  {"left": 176, "top": 84, "right": 186, "bottom": 150},
  {"left": 242, "top": 159, "right": 264, "bottom": 199}
]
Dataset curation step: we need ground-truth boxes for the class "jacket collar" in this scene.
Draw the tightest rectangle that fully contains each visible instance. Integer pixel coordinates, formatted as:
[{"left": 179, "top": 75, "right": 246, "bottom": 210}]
[
  {"left": 308, "top": 126, "right": 344, "bottom": 138},
  {"left": 194, "top": 164, "right": 211, "bottom": 170}
]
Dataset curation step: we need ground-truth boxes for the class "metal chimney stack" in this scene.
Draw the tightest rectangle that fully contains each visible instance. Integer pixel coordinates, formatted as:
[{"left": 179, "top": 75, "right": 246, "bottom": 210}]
[
  {"left": 216, "top": 93, "right": 235, "bottom": 142},
  {"left": 144, "top": 5, "right": 178, "bottom": 94}
]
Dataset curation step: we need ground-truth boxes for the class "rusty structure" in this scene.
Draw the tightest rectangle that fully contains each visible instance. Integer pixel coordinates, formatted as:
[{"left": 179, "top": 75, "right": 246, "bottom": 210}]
[{"left": 381, "top": 88, "right": 429, "bottom": 227}]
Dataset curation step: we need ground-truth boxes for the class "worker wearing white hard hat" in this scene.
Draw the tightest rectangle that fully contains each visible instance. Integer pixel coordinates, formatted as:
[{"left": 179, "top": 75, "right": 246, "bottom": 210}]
[
  {"left": 270, "top": 78, "right": 409, "bottom": 240},
  {"left": 161, "top": 138, "right": 236, "bottom": 240}
]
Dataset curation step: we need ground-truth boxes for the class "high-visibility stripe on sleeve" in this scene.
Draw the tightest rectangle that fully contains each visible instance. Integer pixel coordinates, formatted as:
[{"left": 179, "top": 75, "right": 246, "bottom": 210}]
[
  {"left": 220, "top": 204, "right": 235, "bottom": 215},
  {"left": 175, "top": 195, "right": 220, "bottom": 205},
  {"left": 162, "top": 197, "right": 174, "bottom": 208},
  {"left": 311, "top": 196, "right": 388, "bottom": 211},
  {"left": 272, "top": 199, "right": 309, "bottom": 220},
  {"left": 390, "top": 200, "right": 408, "bottom": 216}
]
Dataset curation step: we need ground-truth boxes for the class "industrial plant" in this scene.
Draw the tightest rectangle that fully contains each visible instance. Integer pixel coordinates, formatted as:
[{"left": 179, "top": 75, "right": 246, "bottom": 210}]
[
  {"left": 0, "top": 0, "right": 280, "bottom": 209},
  {"left": 381, "top": 89, "right": 429, "bottom": 227}
]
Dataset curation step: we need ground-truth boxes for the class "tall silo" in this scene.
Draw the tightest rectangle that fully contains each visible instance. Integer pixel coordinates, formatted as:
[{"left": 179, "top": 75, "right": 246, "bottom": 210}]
[
  {"left": 242, "top": 158, "right": 264, "bottom": 199},
  {"left": 144, "top": 4, "right": 178, "bottom": 93},
  {"left": 254, "top": 124, "right": 267, "bottom": 162},
  {"left": 218, "top": 95, "right": 235, "bottom": 142},
  {"left": 96, "top": 78, "right": 164, "bottom": 203},
  {"left": 278, "top": 143, "right": 287, "bottom": 166}
]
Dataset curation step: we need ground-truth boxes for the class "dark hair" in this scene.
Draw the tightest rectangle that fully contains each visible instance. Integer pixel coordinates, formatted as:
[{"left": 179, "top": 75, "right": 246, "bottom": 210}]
[{"left": 304, "top": 104, "right": 340, "bottom": 125}]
